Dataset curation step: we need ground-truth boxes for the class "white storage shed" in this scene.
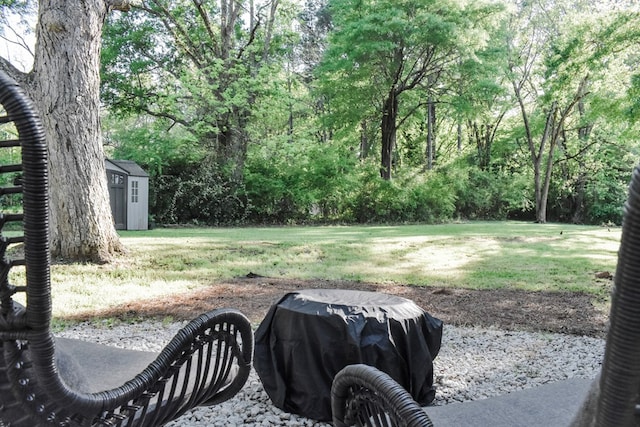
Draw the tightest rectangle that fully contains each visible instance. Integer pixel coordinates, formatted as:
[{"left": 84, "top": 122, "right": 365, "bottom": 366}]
[{"left": 105, "top": 159, "right": 150, "bottom": 230}]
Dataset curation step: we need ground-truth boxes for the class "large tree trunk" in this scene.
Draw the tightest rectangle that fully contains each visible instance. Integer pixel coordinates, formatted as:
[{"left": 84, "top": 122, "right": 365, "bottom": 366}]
[
  {"left": 30, "top": 0, "right": 127, "bottom": 261},
  {"left": 380, "top": 89, "right": 398, "bottom": 180}
]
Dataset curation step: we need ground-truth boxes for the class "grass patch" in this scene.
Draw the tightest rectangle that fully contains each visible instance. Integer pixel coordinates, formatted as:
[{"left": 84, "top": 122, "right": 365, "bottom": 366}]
[{"left": 29, "top": 221, "right": 619, "bottom": 320}]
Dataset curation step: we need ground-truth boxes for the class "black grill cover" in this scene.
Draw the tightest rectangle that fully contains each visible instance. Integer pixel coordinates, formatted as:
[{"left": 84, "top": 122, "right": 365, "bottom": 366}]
[{"left": 254, "top": 289, "right": 443, "bottom": 421}]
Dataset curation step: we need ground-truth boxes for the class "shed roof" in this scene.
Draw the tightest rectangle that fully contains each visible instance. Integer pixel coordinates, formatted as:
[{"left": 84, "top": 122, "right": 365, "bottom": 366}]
[{"left": 106, "top": 159, "right": 149, "bottom": 177}]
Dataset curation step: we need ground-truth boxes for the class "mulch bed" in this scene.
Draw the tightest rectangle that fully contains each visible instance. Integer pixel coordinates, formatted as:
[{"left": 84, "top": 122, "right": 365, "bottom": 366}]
[{"left": 67, "top": 276, "right": 610, "bottom": 338}]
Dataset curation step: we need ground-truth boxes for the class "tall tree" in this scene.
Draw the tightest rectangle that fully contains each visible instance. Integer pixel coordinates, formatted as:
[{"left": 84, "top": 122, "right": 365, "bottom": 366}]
[
  {"left": 507, "top": 0, "right": 640, "bottom": 223},
  {"left": 298, "top": 0, "right": 331, "bottom": 81},
  {"left": 0, "top": 0, "right": 128, "bottom": 261},
  {"left": 102, "top": 0, "right": 289, "bottom": 182},
  {"left": 318, "top": 0, "right": 504, "bottom": 180},
  {"left": 447, "top": 27, "right": 511, "bottom": 171}
]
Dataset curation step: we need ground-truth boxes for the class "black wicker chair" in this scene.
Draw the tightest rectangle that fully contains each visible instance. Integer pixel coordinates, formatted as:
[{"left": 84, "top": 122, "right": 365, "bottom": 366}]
[
  {"left": 0, "top": 70, "right": 253, "bottom": 426},
  {"left": 332, "top": 167, "right": 640, "bottom": 427}
]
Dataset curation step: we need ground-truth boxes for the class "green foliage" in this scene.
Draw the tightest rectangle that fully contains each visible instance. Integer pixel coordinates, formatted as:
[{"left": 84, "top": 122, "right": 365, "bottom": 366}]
[
  {"left": 584, "top": 169, "right": 627, "bottom": 225},
  {"left": 301, "top": 143, "right": 359, "bottom": 219},
  {"left": 0, "top": 0, "right": 34, "bottom": 18},
  {"left": 244, "top": 140, "right": 311, "bottom": 223},
  {"left": 543, "top": 123, "right": 635, "bottom": 225},
  {"left": 0, "top": 122, "right": 22, "bottom": 210},
  {"left": 101, "top": 11, "right": 167, "bottom": 115},
  {"left": 101, "top": 0, "right": 302, "bottom": 182},
  {"left": 344, "top": 165, "right": 457, "bottom": 223},
  {"left": 106, "top": 117, "right": 203, "bottom": 177},
  {"left": 581, "top": 140, "right": 632, "bottom": 225},
  {"left": 96, "top": 0, "right": 640, "bottom": 228},
  {"left": 627, "top": 73, "right": 640, "bottom": 120},
  {"left": 244, "top": 138, "right": 357, "bottom": 223},
  {"left": 453, "top": 164, "right": 532, "bottom": 220},
  {"left": 151, "top": 162, "right": 249, "bottom": 226},
  {"left": 317, "top": 0, "right": 505, "bottom": 137}
]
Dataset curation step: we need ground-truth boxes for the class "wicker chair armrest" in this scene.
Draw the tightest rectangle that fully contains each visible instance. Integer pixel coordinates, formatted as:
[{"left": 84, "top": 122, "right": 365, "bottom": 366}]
[
  {"left": 2, "top": 308, "right": 253, "bottom": 426},
  {"left": 331, "top": 364, "right": 434, "bottom": 427}
]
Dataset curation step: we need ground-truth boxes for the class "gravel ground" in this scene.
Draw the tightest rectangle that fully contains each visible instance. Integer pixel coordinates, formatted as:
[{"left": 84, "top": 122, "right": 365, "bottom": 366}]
[{"left": 53, "top": 321, "right": 605, "bottom": 427}]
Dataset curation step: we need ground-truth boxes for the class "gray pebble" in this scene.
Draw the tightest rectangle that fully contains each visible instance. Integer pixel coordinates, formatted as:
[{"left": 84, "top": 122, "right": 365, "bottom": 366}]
[{"left": 52, "top": 321, "right": 604, "bottom": 426}]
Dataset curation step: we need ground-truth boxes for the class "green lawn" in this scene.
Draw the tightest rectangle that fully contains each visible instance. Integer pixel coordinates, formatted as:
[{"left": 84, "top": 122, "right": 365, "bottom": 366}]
[{"left": 41, "top": 221, "right": 619, "bottom": 319}]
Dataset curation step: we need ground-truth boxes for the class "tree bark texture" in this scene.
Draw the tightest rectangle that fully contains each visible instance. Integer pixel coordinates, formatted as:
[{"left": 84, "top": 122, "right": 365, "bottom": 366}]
[{"left": 31, "top": 0, "right": 125, "bottom": 261}]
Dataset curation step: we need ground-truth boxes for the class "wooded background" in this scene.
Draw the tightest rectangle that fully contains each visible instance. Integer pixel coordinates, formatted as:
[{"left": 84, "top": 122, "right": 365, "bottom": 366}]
[{"left": 3, "top": 0, "right": 640, "bottom": 230}]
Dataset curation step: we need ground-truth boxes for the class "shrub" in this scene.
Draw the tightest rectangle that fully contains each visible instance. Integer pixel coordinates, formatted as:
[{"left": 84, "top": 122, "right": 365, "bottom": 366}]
[
  {"left": 454, "top": 166, "right": 532, "bottom": 220},
  {"left": 584, "top": 171, "right": 626, "bottom": 225},
  {"left": 151, "top": 163, "right": 249, "bottom": 225},
  {"left": 243, "top": 155, "right": 310, "bottom": 223},
  {"left": 344, "top": 165, "right": 457, "bottom": 223}
]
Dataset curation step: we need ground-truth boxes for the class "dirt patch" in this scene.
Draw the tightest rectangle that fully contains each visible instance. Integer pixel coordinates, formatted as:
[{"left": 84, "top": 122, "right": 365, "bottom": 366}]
[{"left": 67, "top": 276, "right": 610, "bottom": 338}]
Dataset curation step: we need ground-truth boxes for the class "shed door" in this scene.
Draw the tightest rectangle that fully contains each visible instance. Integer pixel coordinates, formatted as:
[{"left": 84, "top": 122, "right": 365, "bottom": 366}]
[{"left": 108, "top": 171, "right": 127, "bottom": 230}]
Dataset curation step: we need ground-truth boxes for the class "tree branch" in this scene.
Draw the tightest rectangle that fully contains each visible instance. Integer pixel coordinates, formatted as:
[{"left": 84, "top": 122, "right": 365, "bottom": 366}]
[
  {"left": 555, "top": 139, "right": 601, "bottom": 164},
  {"left": 1, "top": 25, "right": 34, "bottom": 58},
  {"left": 193, "top": 0, "right": 219, "bottom": 55},
  {"left": 0, "top": 55, "right": 28, "bottom": 85},
  {"left": 142, "top": 0, "right": 204, "bottom": 68},
  {"left": 107, "top": 0, "right": 131, "bottom": 12},
  {"left": 396, "top": 100, "right": 429, "bottom": 129},
  {"left": 137, "top": 105, "right": 191, "bottom": 128},
  {"left": 261, "top": 0, "right": 278, "bottom": 62},
  {"left": 512, "top": 77, "right": 537, "bottom": 164},
  {"left": 551, "top": 75, "right": 590, "bottom": 145}
]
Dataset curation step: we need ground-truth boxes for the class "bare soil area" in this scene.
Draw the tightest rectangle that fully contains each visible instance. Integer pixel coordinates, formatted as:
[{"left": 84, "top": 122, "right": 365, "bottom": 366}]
[{"left": 70, "top": 276, "right": 610, "bottom": 338}]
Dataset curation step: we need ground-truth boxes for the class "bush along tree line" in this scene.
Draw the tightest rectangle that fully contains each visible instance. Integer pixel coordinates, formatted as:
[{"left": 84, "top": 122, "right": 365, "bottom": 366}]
[{"left": 98, "top": 0, "right": 640, "bottom": 226}]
